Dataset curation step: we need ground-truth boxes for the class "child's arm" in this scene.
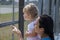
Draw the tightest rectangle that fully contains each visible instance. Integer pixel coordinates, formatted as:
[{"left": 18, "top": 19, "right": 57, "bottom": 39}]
[
  {"left": 10, "top": 25, "right": 23, "bottom": 40},
  {"left": 25, "top": 29, "right": 37, "bottom": 37}
]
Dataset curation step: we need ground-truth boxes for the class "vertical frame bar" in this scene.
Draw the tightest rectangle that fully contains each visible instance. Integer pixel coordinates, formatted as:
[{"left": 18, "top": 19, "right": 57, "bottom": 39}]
[
  {"left": 19, "top": 0, "right": 24, "bottom": 38},
  {"left": 43, "top": 0, "right": 50, "bottom": 15},
  {"left": 55, "top": 0, "right": 59, "bottom": 33},
  {"left": 51, "top": 0, "right": 56, "bottom": 33},
  {"left": 12, "top": 0, "right": 15, "bottom": 40},
  {"left": 38, "top": 0, "right": 43, "bottom": 16},
  {"left": 49, "top": 0, "right": 52, "bottom": 15},
  {"left": 12, "top": 0, "right": 14, "bottom": 21}
]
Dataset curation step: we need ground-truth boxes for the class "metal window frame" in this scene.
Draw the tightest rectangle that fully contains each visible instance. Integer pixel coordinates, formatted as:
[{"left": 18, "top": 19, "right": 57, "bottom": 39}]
[
  {"left": 0, "top": 0, "right": 18, "bottom": 27},
  {"left": 0, "top": 21, "right": 18, "bottom": 27},
  {"left": 19, "top": 0, "right": 24, "bottom": 38}
]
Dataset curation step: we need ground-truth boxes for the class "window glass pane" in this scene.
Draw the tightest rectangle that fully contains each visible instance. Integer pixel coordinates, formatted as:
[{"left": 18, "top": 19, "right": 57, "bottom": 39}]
[
  {"left": 59, "top": 5, "right": 60, "bottom": 23},
  {"left": 54, "top": 1, "right": 60, "bottom": 40},
  {"left": 0, "top": 0, "right": 13, "bottom": 23},
  {"left": 0, "top": 24, "right": 19, "bottom": 40},
  {"left": 25, "top": 0, "right": 38, "bottom": 2},
  {"left": 14, "top": 0, "right": 19, "bottom": 21},
  {"left": 0, "top": 0, "right": 19, "bottom": 40},
  {"left": 29, "top": 0, "right": 38, "bottom": 2}
]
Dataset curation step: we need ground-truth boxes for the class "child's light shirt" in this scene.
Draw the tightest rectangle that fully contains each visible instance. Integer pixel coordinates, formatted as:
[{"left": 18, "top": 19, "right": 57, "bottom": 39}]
[{"left": 27, "top": 20, "right": 40, "bottom": 40}]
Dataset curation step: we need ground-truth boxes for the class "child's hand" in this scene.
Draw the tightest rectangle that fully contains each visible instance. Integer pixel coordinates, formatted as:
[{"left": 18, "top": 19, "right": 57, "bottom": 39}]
[
  {"left": 10, "top": 25, "right": 23, "bottom": 40},
  {"left": 10, "top": 25, "right": 21, "bottom": 35}
]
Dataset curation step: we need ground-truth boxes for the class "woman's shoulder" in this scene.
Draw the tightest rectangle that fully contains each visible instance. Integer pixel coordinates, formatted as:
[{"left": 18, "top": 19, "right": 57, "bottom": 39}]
[{"left": 41, "top": 37, "right": 51, "bottom": 40}]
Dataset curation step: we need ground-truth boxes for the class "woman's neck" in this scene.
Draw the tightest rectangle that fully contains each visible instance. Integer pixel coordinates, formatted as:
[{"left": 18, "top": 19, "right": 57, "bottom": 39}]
[{"left": 39, "top": 33, "right": 49, "bottom": 38}]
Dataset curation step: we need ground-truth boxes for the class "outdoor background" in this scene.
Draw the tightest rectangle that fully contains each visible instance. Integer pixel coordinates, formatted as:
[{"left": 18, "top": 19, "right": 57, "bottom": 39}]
[
  {"left": 0, "top": 0, "right": 19, "bottom": 40},
  {"left": 0, "top": 0, "right": 60, "bottom": 40}
]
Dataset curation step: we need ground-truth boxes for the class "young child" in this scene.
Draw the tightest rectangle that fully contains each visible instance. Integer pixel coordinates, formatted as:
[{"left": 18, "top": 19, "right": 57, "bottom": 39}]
[{"left": 11, "top": 3, "right": 40, "bottom": 40}]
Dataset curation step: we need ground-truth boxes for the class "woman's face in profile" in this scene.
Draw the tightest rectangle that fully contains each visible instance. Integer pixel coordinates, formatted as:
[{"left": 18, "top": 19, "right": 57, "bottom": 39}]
[
  {"left": 34, "top": 19, "right": 40, "bottom": 33},
  {"left": 34, "top": 18, "right": 44, "bottom": 34}
]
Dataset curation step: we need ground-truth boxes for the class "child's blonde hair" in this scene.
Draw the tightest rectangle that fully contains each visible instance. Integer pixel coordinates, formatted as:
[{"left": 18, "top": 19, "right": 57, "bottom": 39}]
[{"left": 23, "top": 3, "right": 39, "bottom": 18}]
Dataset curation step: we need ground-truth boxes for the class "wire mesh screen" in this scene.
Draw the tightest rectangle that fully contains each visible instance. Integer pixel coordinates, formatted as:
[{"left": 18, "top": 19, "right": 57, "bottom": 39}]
[
  {"left": 0, "top": 0, "right": 19, "bottom": 40},
  {"left": 0, "top": 24, "right": 19, "bottom": 40},
  {"left": 0, "top": 4, "right": 13, "bottom": 23}
]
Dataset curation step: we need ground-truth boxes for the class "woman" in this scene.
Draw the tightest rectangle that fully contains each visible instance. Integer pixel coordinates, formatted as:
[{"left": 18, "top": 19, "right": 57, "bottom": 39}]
[{"left": 35, "top": 15, "right": 54, "bottom": 40}]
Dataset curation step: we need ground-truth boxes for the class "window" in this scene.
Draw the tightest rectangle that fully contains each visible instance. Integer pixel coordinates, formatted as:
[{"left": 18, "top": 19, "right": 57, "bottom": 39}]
[
  {"left": 0, "top": 0, "right": 19, "bottom": 24},
  {"left": 0, "top": 0, "right": 19, "bottom": 40}
]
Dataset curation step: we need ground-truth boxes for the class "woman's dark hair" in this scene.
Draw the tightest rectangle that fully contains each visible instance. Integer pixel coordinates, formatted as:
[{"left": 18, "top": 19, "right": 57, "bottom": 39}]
[{"left": 39, "top": 14, "right": 54, "bottom": 40}]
